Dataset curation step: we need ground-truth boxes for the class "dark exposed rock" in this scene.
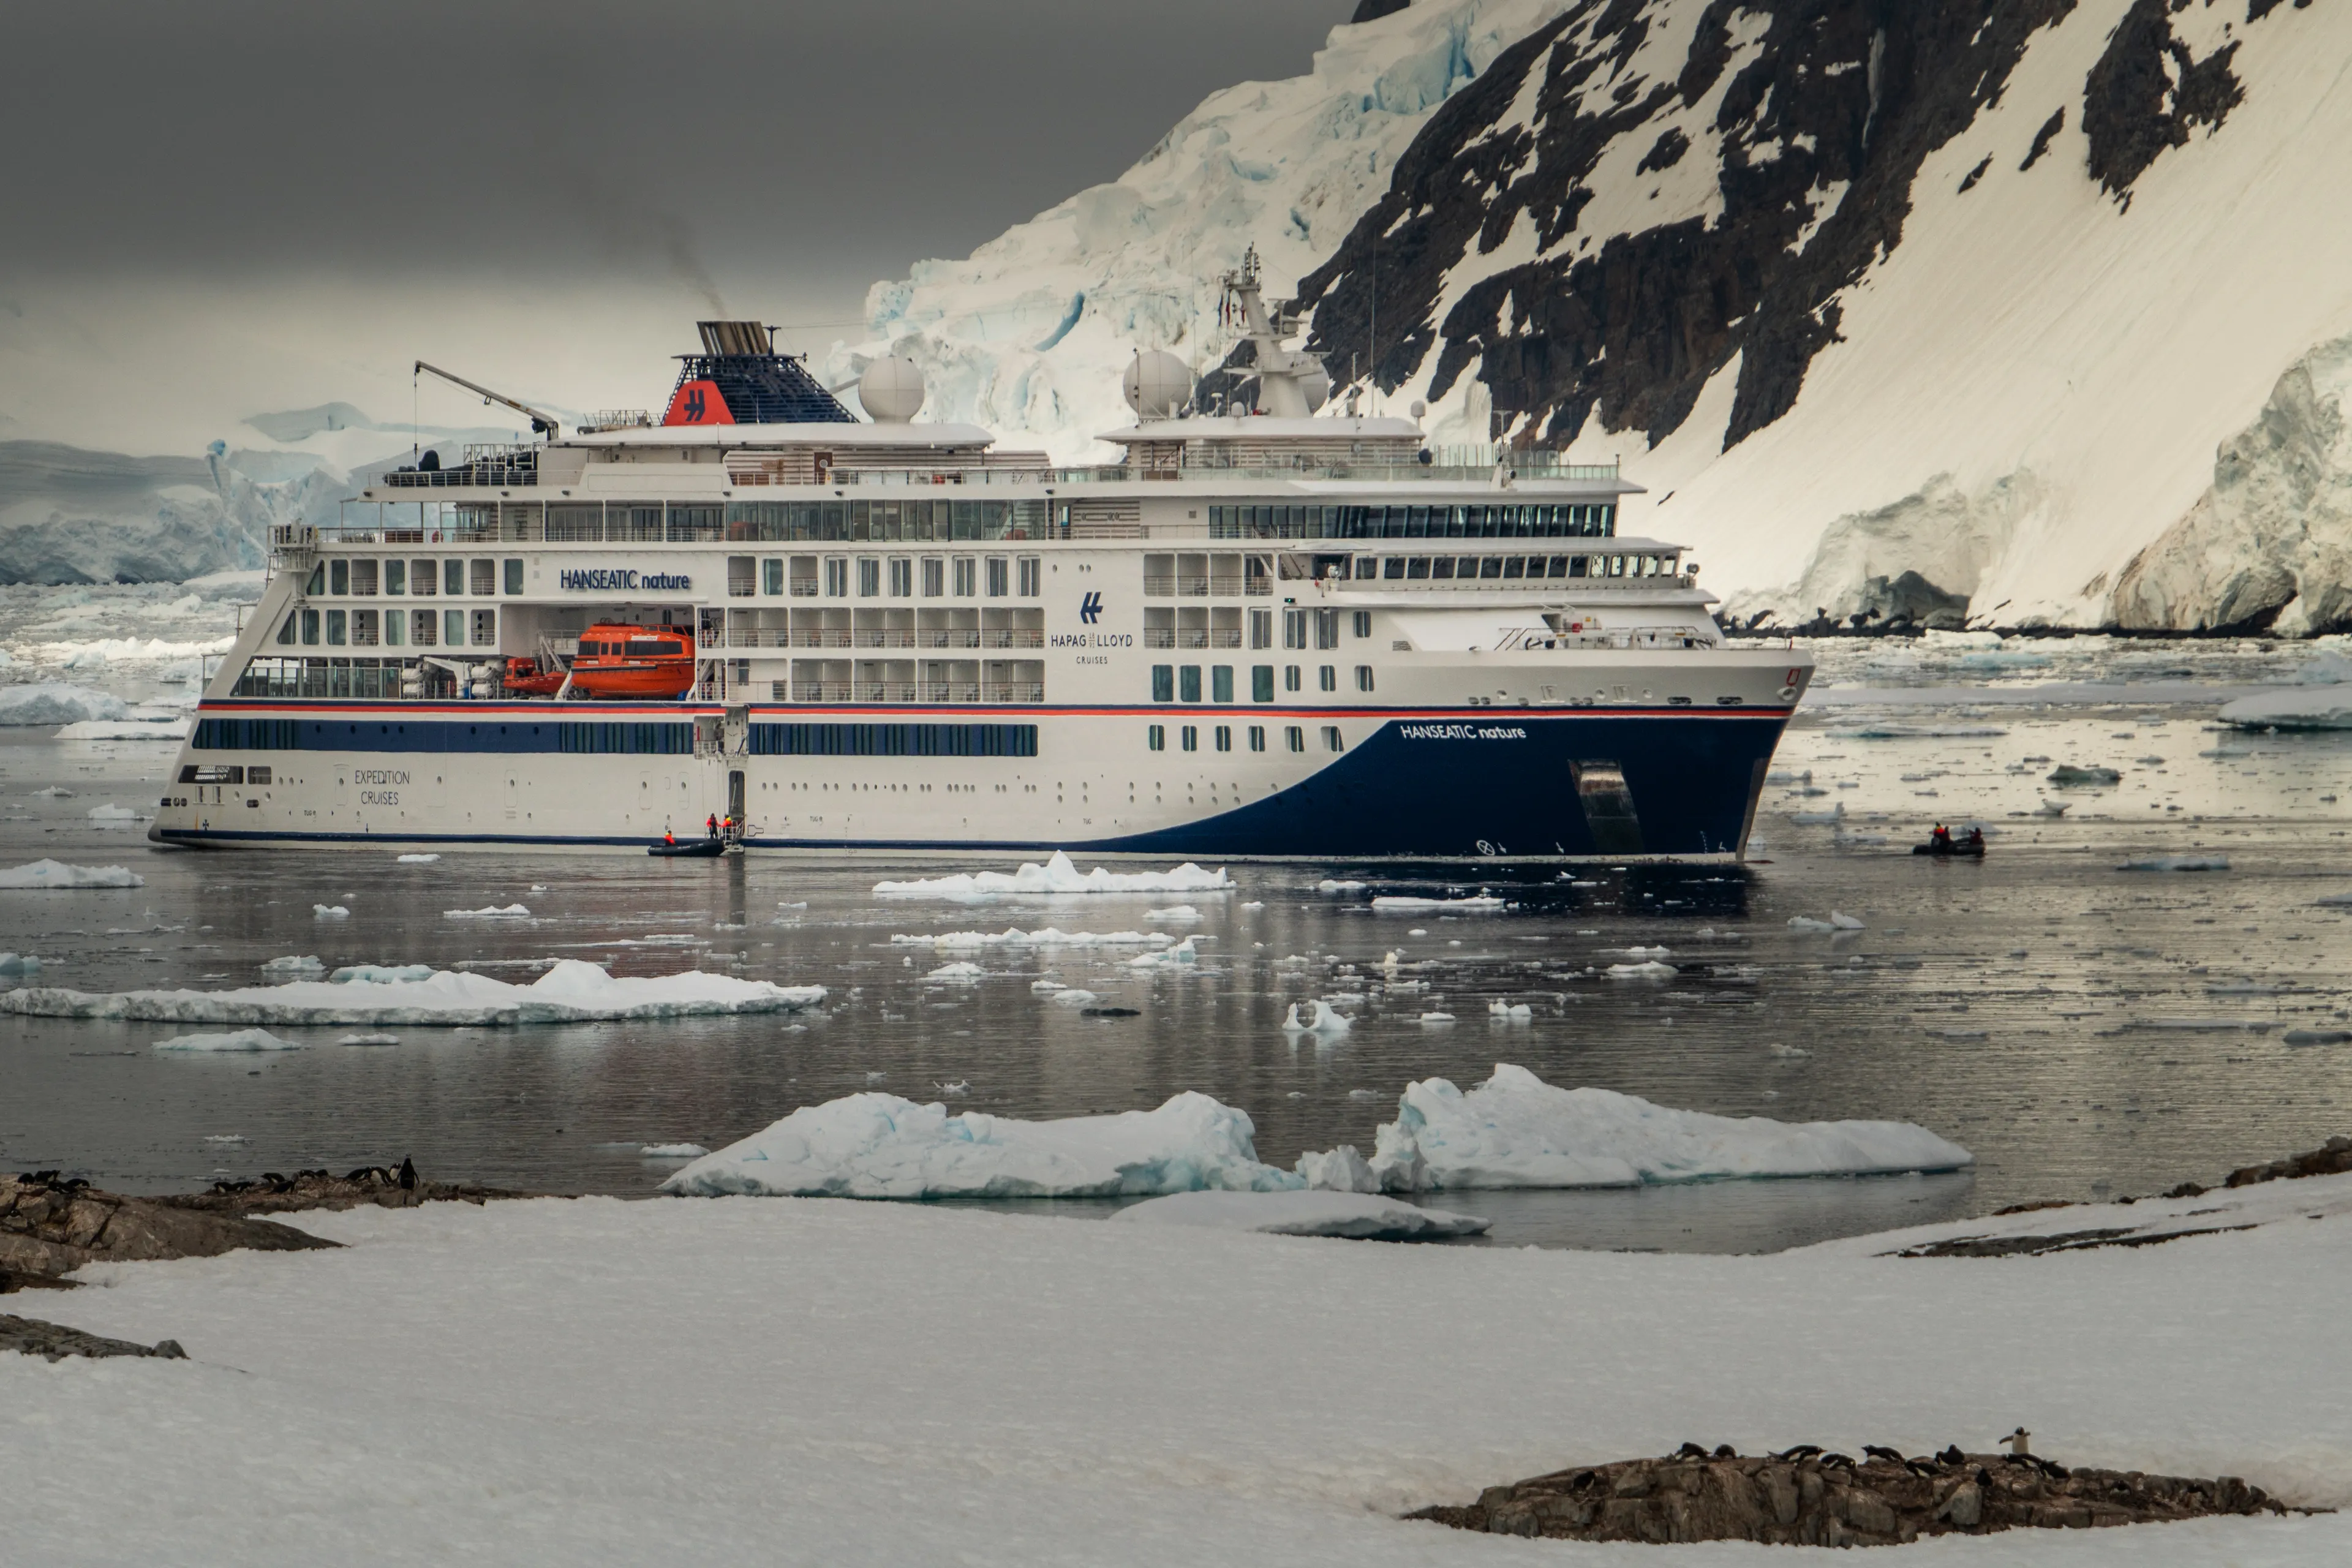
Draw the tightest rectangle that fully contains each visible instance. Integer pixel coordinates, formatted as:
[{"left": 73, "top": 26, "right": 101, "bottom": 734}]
[
  {"left": 2081, "top": 0, "right": 2244, "bottom": 203},
  {"left": 1349, "top": 0, "right": 1411, "bottom": 23},
  {"left": 2019, "top": 107, "right": 2065, "bottom": 170},
  {"left": 155, "top": 1160, "right": 532, "bottom": 1216},
  {"left": 1, "top": 1313, "right": 187, "bottom": 1363},
  {"left": 1409, "top": 1447, "right": 2294, "bottom": 1545},
  {"left": 2, "top": 1170, "right": 338, "bottom": 1280},
  {"left": 1957, "top": 154, "right": 1992, "bottom": 193},
  {"left": 1295, "top": 1, "right": 2077, "bottom": 455},
  {"left": 2223, "top": 1134, "right": 2352, "bottom": 1189}
]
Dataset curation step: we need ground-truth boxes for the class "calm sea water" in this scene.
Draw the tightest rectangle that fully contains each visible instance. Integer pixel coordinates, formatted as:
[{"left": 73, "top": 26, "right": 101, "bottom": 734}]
[{"left": 7, "top": 690, "right": 2351, "bottom": 1251}]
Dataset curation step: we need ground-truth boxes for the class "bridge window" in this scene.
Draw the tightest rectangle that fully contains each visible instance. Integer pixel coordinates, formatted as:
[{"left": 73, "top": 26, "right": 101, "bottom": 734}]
[
  {"left": 1431, "top": 557, "right": 1455, "bottom": 580},
  {"left": 1406, "top": 557, "right": 1430, "bottom": 579},
  {"left": 325, "top": 610, "right": 346, "bottom": 646},
  {"left": 301, "top": 609, "right": 320, "bottom": 646},
  {"left": 445, "top": 560, "right": 467, "bottom": 597},
  {"left": 330, "top": 560, "right": 349, "bottom": 595}
]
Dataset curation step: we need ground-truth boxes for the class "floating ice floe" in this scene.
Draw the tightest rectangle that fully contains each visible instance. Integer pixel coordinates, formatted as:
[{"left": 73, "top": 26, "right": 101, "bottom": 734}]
[
  {"left": 661, "top": 1090, "right": 1297, "bottom": 1198},
  {"left": 396, "top": 853, "right": 442, "bottom": 864},
  {"left": 2284, "top": 1029, "right": 2352, "bottom": 1047},
  {"left": 872, "top": 850, "right": 1232, "bottom": 900},
  {"left": 1789, "top": 804, "right": 1845, "bottom": 826},
  {"left": 2316, "top": 892, "right": 2352, "bottom": 908},
  {"left": 0, "top": 859, "right": 143, "bottom": 891},
  {"left": 1314, "top": 879, "right": 1366, "bottom": 892},
  {"left": 889, "top": 927, "right": 1171, "bottom": 949},
  {"left": 1144, "top": 905, "right": 1200, "bottom": 921},
  {"left": 314, "top": 904, "right": 350, "bottom": 919},
  {"left": 1125, "top": 936, "right": 1200, "bottom": 970},
  {"left": 55, "top": 718, "right": 191, "bottom": 741},
  {"left": 1786, "top": 912, "right": 1863, "bottom": 933},
  {"left": 639, "top": 1144, "right": 710, "bottom": 1159},
  {"left": 2048, "top": 764, "right": 2122, "bottom": 786},
  {"left": 154, "top": 1028, "right": 300, "bottom": 1052},
  {"left": 1607, "top": 962, "right": 1676, "bottom": 979},
  {"left": 336, "top": 1033, "right": 399, "bottom": 1047},
  {"left": 1046, "top": 988, "right": 1101, "bottom": 1008},
  {"left": 1281, "top": 999, "right": 1350, "bottom": 1035},
  {"left": 1418, "top": 1011, "right": 1455, "bottom": 1024},
  {"left": 1110, "top": 1189, "right": 1489, "bottom": 1240},
  {"left": 1488, "top": 998, "right": 1535, "bottom": 1019},
  {"left": 2119, "top": 855, "right": 2230, "bottom": 872},
  {"left": 925, "top": 961, "right": 986, "bottom": 982},
  {"left": 0, "top": 953, "right": 42, "bottom": 975},
  {"left": 1370, "top": 894, "right": 1506, "bottom": 912},
  {"left": 85, "top": 804, "right": 148, "bottom": 821},
  {"left": 0, "top": 959, "right": 824, "bottom": 1027},
  {"left": 1830, "top": 723, "right": 2008, "bottom": 739},
  {"left": 1362, "top": 1065, "right": 1973, "bottom": 1191},
  {"left": 445, "top": 904, "right": 532, "bottom": 919},
  {"left": 261, "top": 955, "right": 325, "bottom": 978},
  {"left": 0, "top": 682, "right": 129, "bottom": 726},
  {"left": 2217, "top": 687, "right": 2352, "bottom": 729}
]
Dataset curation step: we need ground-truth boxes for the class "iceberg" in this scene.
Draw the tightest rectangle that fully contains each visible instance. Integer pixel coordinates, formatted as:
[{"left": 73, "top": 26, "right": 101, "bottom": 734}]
[
  {"left": 2218, "top": 688, "right": 2352, "bottom": 729},
  {"left": 314, "top": 904, "right": 350, "bottom": 919},
  {"left": 396, "top": 853, "right": 442, "bottom": 864},
  {"left": 1365, "top": 1065, "right": 1974, "bottom": 1191},
  {"left": 330, "top": 963, "right": 435, "bottom": 984},
  {"left": 872, "top": 850, "right": 1232, "bottom": 899},
  {"left": 1281, "top": 999, "right": 1350, "bottom": 1035},
  {"left": 1109, "top": 1190, "right": 1489, "bottom": 1240},
  {"left": 336, "top": 1033, "right": 399, "bottom": 1047},
  {"left": 445, "top": 903, "right": 531, "bottom": 919},
  {"left": 0, "top": 959, "right": 826, "bottom": 1027},
  {"left": 925, "top": 961, "right": 986, "bottom": 982},
  {"left": 0, "top": 683, "right": 128, "bottom": 726},
  {"left": 154, "top": 1028, "right": 300, "bottom": 1052},
  {"left": 0, "top": 859, "right": 144, "bottom": 890},
  {"left": 639, "top": 1143, "right": 710, "bottom": 1159},
  {"left": 1370, "top": 894, "right": 1506, "bottom": 911},
  {"left": 1293, "top": 1144, "right": 1379, "bottom": 1193},
  {"left": 660, "top": 1090, "right": 1301, "bottom": 1199}
]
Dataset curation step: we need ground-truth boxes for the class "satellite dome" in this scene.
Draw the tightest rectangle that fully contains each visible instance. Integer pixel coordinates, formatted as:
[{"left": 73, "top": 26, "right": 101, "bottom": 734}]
[
  {"left": 859, "top": 356, "right": 925, "bottom": 422},
  {"left": 1123, "top": 349, "right": 1191, "bottom": 420},
  {"left": 1299, "top": 364, "right": 1332, "bottom": 413}
]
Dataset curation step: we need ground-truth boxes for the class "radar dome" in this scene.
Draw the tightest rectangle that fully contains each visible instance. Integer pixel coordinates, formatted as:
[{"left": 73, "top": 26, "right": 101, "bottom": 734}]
[
  {"left": 1300, "top": 364, "right": 1332, "bottom": 413},
  {"left": 859, "top": 356, "right": 925, "bottom": 422},
  {"left": 1123, "top": 350, "right": 1191, "bottom": 420}
]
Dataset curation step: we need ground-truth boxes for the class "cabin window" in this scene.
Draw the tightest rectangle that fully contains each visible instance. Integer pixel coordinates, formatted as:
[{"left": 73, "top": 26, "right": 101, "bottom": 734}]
[
  {"left": 305, "top": 564, "right": 324, "bottom": 595},
  {"left": 503, "top": 559, "right": 523, "bottom": 594},
  {"left": 352, "top": 610, "right": 378, "bottom": 646},
  {"left": 985, "top": 556, "right": 1009, "bottom": 597},
  {"left": 1252, "top": 665, "right": 1274, "bottom": 703},
  {"left": 384, "top": 612, "right": 404, "bottom": 647},
  {"left": 1282, "top": 609, "right": 1306, "bottom": 650},
  {"left": 276, "top": 611, "right": 298, "bottom": 646},
  {"left": 385, "top": 560, "right": 405, "bottom": 595},
  {"left": 763, "top": 559, "right": 784, "bottom": 595},
  {"left": 1285, "top": 725, "right": 1304, "bottom": 753},
  {"left": 447, "top": 560, "right": 467, "bottom": 597},
  {"left": 1284, "top": 665, "right": 1300, "bottom": 692},
  {"left": 300, "top": 609, "right": 320, "bottom": 646},
  {"left": 472, "top": 609, "right": 497, "bottom": 647},
  {"left": 1249, "top": 609, "right": 1272, "bottom": 649},
  {"left": 329, "top": 560, "right": 349, "bottom": 595},
  {"left": 857, "top": 558, "right": 881, "bottom": 597},
  {"left": 1179, "top": 666, "right": 1201, "bottom": 703},
  {"left": 325, "top": 610, "right": 346, "bottom": 646},
  {"left": 1355, "top": 666, "right": 1374, "bottom": 693},
  {"left": 1314, "top": 609, "right": 1339, "bottom": 650},
  {"left": 1322, "top": 726, "right": 1344, "bottom": 753},
  {"left": 1353, "top": 611, "right": 1372, "bottom": 638},
  {"left": 1214, "top": 725, "right": 1231, "bottom": 753},
  {"left": 1147, "top": 724, "right": 1165, "bottom": 752},
  {"left": 1212, "top": 665, "right": 1233, "bottom": 703},
  {"left": 412, "top": 609, "right": 437, "bottom": 646},
  {"left": 1017, "top": 556, "right": 1041, "bottom": 596},
  {"left": 1181, "top": 725, "right": 1197, "bottom": 752},
  {"left": 1152, "top": 665, "right": 1174, "bottom": 703},
  {"left": 1319, "top": 665, "right": 1336, "bottom": 693},
  {"left": 889, "top": 557, "right": 913, "bottom": 597},
  {"left": 921, "top": 557, "right": 944, "bottom": 597},
  {"left": 444, "top": 610, "right": 465, "bottom": 647},
  {"left": 1249, "top": 725, "right": 1265, "bottom": 752},
  {"left": 953, "top": 556, "right": 977, "bottom": 596},
  {"left": 824, "top": 557, "right": 849, "bottom": 597}
]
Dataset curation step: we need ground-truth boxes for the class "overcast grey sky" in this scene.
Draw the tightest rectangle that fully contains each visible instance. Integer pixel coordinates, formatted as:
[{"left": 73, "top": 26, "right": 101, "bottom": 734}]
[{"left": 0, "top": 0, "right": 1349, "bottom": 448}]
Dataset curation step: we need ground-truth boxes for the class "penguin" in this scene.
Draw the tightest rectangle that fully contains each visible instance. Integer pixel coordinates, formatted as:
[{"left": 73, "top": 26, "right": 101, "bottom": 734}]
[
  {"left": 1713, "top": 1445, "right": 1738, "bottom": 1460},
  {"left": 1863, "top": 1446, "right": 1905, "bottom": 1466},
  {"left": 1675, "top": 1442, "right": 1708, "bottom": 1459},
  {"left": 1820, "top": 1453, "right": 1856, "bottom": 1471},
  {"left": 1939, "top": 1446, "right": 1967, "bottom": 1467},
  {"left": 2005, "top": 1427, "right": 2032, "bottom": 1457},
  {"left": 398, "top": 1155, "right": 418, "bottom": 1191},
  {"left": 1777, "top": 1444, "right": 1823, "bottom": 1462}
]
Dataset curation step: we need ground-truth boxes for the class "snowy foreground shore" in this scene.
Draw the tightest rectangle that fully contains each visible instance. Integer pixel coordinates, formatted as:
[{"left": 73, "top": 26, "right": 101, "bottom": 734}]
[{"left": 8, "top": 1185, "right": 2351, "bottom": 1564}]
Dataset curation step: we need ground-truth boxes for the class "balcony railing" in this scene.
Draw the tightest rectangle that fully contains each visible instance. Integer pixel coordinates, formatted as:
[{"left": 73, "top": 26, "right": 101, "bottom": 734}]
[
  {"left": 791, "top": 630, "right": 851, "bottom": 647},
  {"left": 854, "top": 681, "right": 916, "bottom": 702},
  {"left": 919, "top": 629, "right": 981, "bottom": 648},
  {"left": 918, "top": 682, "right": 983, "bottom": 703},
  {"left": 1144, "top": 628, "right": 1175, "bottom": 649},
  {"left": 981, "top": 628, "right": 1044, "bottom": 648},
  {"left": 982, "top": 682, "right": 1046, "bottom": 704},
  {"left": 854, "top": 630, "right": 916, "bottom": 648}
]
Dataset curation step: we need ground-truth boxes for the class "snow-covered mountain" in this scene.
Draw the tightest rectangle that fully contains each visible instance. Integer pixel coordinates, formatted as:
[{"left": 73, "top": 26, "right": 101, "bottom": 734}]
[{"left": 837, "top": 0, "right": 2352, "bottom": 631}]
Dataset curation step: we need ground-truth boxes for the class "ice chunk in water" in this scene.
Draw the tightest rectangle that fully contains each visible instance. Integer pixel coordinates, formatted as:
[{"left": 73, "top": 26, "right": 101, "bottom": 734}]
[
  {"left": 1292, "top": 1144, "right": 1381, "bottom": 1193},
  {"left": 1281, "top": 999, "right": 1350, "bottom": 1035},
  {"left": 0, "top": 859, "right": 143, "bottom": 891},
  {"left": 1112, "top": 1189, "right": 1488, "bottom": 1240},
  {"left": 445, "top": 904, "right": 532, "bottom": 919},
  {"left": 873, "top": 851, "right": 1232, "bottom": 900},
  {"left": 314, "top": 905, "right": 350, "bottom": 919},
  {"left": 154, "top": 1028, "right": 300, "bottom": 1052},
  {"left": 1364, "top": 1065, "right": 1972, "bottom": 1191},
  {"left": 662, "top": 1090, "right": 1298, "bottom": 1198}
]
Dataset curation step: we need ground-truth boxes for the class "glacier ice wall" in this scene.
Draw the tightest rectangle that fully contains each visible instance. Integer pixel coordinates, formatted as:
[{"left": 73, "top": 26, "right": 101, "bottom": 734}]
[
  {"left": 2113, "top": 333, "right": 2352, "bottom": 635},
  {"left": 822, "top": 0, "right": 1570, "bottom": 461}
]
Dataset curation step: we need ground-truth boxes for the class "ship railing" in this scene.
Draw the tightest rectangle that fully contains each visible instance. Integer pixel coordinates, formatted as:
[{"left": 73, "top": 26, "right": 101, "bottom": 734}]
[
  {"left": 917, "top": 682, "right": 982, "bottom": 703},
  {"left": 791, "top": 630, "right": 852, "bottom": 647},
  {"left": 981, "top": 629, "right": 1043, "bottom": 649},
  {"left": 853, "top": 631, "right": 917, "bottom": 649},
  {"left": 1143, "top": 629, "right": 1175, "bottom": 649},
  {"left": 815, "top": 458, "right": 1619, "bottom": 487},
  {"left": 1175, "top": 631, "right": 1209, "bottom": 649},
  {"left": 982, "top": 682, "right": 1045, "bottom": 704},
  {"left": 854, "top": 681, "right": 916, "bottom": 702},
  {"left": 794, "top": 682, "right": 852, "bottom": 702},
  {"left": 1208, "top": 629, "right": 1243, "bottom": 649},
  {"left": 788, "top": 581, "right": 821, "bottom": 597},
  {"left": 919, "top": 630, "right": 982, "bottom": 649}
]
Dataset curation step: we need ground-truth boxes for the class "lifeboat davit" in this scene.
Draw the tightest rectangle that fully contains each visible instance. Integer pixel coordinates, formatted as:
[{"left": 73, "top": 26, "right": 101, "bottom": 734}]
[{"left": 567, "top": 622, "right": 696, "bottom": 700}]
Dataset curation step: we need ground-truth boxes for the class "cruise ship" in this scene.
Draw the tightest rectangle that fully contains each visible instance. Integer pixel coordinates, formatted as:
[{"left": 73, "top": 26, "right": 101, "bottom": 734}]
[{"left": 154, "top": 253, "right": 1811, "bottom": 860}]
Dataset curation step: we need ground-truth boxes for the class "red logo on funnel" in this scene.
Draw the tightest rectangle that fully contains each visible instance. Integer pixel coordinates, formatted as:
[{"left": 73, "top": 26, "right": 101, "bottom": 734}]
[{"left": 663, "top": 380, "right": 735, "bottom": 426}]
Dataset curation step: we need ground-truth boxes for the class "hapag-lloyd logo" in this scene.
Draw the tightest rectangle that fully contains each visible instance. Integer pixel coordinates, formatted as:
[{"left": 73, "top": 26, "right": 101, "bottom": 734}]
[
  {"left": 1399, "top": 723, "right": 1529, "bottom": 741},
  {"left": 557, "top": 567, "right": 693, "bottom": 592}
]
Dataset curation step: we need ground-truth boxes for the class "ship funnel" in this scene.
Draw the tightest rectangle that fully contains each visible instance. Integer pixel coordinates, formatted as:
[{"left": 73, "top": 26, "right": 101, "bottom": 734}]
[{"left": 698, "top": 320, "right": 776, "bottom": 356}]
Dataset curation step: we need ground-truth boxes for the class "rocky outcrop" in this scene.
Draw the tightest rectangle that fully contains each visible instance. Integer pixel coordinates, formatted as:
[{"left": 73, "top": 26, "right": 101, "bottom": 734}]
[
  {"left": 156, "top": 1161, "right": 530, "bottom": 1216},
  {"left": 1411, "top": 1446, "right": 2289, "bottom": 1545},
  {"left": 0, "top": 1172, "right": 339, "bottom": 1280},
  {"left": 1, "top": 1314, "right": 186, "bottom": 1363},
  {"left": 2082, "top": 0, "right": 2244, "bottom": 203}
]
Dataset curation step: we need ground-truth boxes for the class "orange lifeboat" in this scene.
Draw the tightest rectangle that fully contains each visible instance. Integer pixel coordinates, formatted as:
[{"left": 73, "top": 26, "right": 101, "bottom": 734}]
[
  {"left": 566, "top": 621, "right": 696, "bottom": 700},
  {"left": 502, "top": 657, "right": 567, "bottom": 698}
]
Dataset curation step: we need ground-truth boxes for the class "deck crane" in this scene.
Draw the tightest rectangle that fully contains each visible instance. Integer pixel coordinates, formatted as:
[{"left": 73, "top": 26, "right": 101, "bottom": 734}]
[{"left": 413, "top": 360, "right": 564, "bottom": 438}]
